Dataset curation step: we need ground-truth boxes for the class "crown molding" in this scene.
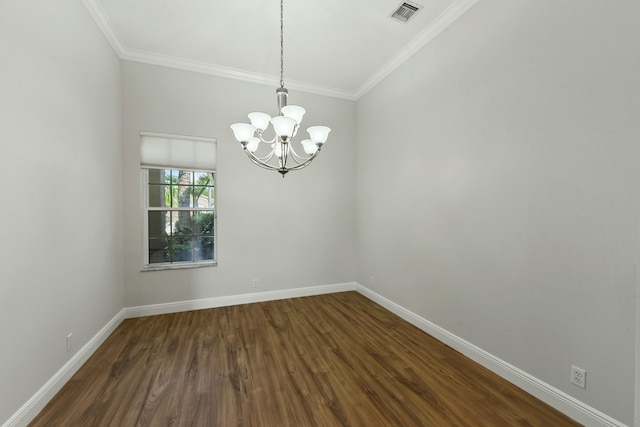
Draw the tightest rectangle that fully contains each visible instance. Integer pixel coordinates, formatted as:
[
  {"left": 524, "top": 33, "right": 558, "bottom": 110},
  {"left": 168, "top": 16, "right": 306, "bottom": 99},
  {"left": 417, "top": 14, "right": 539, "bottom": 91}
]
[
  {"left": 81, "top": 0, "right": 126, "bottom": 56},
  {"left": 354, "top": 0, "right": 481, "bottom": 100},
  {"left": 81, "top": 0, "right": 355, "bottom": 100},
  {"left": 119, "top": 48, "right": 357, "bottom": 101},
  {"left": 82, "top": 0, "right": 479, "bottom": 102}
]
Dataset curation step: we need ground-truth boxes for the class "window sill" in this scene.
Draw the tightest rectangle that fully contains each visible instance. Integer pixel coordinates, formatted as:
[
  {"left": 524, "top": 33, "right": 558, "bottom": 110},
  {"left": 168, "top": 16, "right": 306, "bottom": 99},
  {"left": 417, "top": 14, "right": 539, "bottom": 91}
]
[{"left": 141, "top": 261, "right": 217, "bottom": 272}]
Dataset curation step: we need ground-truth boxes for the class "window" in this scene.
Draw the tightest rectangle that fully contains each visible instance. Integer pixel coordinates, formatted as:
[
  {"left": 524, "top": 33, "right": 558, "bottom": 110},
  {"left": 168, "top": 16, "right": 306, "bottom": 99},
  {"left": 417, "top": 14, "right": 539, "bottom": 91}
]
[
  {"left": 140, "top": 132, "right": 217, "bottom": 270},
  {"left": 145, "top": 168, "right": 215, "bottom": 265}
]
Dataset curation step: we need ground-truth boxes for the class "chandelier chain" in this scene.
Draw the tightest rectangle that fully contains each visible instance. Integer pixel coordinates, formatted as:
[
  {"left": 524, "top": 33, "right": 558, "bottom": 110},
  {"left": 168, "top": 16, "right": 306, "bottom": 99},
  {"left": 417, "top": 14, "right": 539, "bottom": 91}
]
[{"left": 280, "top": 0, "right": 284, "bottom": 88}]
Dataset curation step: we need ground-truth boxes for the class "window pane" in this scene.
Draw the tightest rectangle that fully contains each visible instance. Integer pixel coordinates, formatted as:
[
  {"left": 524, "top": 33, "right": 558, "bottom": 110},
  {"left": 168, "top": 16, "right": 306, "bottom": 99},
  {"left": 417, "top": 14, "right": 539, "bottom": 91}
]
[
  {"left": 148, "top": 211, "right": 170, "bottom": 238},
  {"left": 194, "top": 171, "right": 213, "bottom": 185},
  {"left": 148, "top": 238, "right": 170, "bottom": 264},
  {"left": 148, "top": 184, "right": 170, "bottom": 208},
  {"left": 171, "top": 236, "right": 193, "bottom": 262},
  {"left": 166, "top": 186, "right": 178, "bottom": 208},
  {"left": 176, "top": 170, "right": 193, "bottom": 185},
  {"left": 175, "top": 185, "right": 193, "bottom": 208},
  {"left": 193, "top": 211, "right": 214, "bottom": 235},
  {"left": 174, "top": 211, "right": 193, "bottom": 235},
  {"left": 194, "top": 237, "right": 214, "bottom": 261},
  {"left": 148, "top": 169, "right": 167, "bottom": 184},
  {"left": 193, "top": 186, "right": 214, "bottom": 208},
  {"left": 169, "top": 169, "right": 180, "bottom": 184}
]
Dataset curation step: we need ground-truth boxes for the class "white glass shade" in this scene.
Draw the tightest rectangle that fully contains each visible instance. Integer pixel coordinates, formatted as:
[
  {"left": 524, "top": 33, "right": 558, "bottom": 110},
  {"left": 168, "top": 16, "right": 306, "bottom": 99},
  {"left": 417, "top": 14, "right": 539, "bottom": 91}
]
[
  {"left": 246, "top": 137, "right": 260, "bottom": 153},
  {"left": 230, "top": 123, "right": 256, "bottom": 143},
  {"left": 307, "top": 126, "right": 331, "bottom": 144},
  {"left": 301, "top": 139, "right": 318, "bottom": 155},
  {"left": 248, "top": 112, "right": 271, "bottom": 132},
  {"left": 271, "top": 116, "right": 297, "bottom": 139},
  {"left": 281, "top": 105, "right": 306, "bottom": 125}
]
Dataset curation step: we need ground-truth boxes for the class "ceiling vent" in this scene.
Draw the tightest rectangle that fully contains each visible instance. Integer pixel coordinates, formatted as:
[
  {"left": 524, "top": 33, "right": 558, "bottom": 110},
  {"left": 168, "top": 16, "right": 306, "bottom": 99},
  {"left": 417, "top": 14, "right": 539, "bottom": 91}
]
[{"left": 390, "top": 1, "right": 423, "bottom": 22}]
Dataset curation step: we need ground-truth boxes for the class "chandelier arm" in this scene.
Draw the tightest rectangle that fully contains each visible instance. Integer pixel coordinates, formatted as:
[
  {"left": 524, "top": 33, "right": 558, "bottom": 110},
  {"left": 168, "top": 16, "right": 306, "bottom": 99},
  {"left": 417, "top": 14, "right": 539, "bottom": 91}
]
[
  {"left": 242, "top": 145, "right": 320, "bottom": 174},
  {"left": 279, "top": 141, "right": 289, "bottom": 169},
  {"left": 249, "top": 157, "right": 278, "bottom": 171},
  {"left": 243, "top": 148, "right": 281, "bottom": 171},
  {"left": 258, "top": 132, "right": 277, "bottom": 144},
  {"left": 287, "top": 144, "right": 311, "bottom": 164},
  {"left": 253, "top": 149, "right": 276, "bottom": 163},
  {"left": 281, "top": 148, "right": 322, "bottom": 172},
  {"left": 249, "top": 142, "right": 277, "bottom": 162}
]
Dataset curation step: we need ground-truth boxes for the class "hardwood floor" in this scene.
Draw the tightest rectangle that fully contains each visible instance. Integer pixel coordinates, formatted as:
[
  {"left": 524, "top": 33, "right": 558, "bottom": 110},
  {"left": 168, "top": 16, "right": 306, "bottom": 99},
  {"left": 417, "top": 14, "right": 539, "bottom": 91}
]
[{"left": 30, "top": 292, "right": 581, "bottom": 426}]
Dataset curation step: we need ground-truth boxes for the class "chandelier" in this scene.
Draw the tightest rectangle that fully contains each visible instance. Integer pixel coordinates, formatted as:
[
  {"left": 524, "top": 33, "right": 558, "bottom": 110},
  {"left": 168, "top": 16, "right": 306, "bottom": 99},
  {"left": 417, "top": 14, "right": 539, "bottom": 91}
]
[{"left": 230, "top": 0, "right": 331, "bottom": 177}]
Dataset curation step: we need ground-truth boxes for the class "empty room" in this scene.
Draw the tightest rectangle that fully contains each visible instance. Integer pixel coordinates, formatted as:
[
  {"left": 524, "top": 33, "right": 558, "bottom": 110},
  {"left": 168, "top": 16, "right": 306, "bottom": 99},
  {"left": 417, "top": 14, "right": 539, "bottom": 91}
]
[{"left": 1, "top": 0, "right": 639, "bottom": 426}]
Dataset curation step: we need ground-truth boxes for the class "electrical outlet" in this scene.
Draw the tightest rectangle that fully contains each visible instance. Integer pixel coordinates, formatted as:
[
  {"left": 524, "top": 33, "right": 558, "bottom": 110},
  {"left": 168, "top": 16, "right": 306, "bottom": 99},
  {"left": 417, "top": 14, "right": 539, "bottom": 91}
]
[
  {"left": 66, "top": 333, "right": 73, "bottom": 352},
  {"left": 252, "top": 279, "right": 259, "bottom": 288},
  {"left": 571, "top": 365, "right": 586, "bottom": 389},
  {"left": 370, "top": 276, "right": 375, "bottom": 286}
]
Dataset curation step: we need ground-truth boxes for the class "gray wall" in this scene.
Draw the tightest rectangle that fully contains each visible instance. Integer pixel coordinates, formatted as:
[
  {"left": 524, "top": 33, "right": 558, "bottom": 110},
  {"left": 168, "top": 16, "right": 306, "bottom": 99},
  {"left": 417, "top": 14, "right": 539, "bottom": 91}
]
[
  {"left": 356, "top": 1, "right": 640, "bottom": 424},
  {"left": 0, "top": 0, "right": 124, "bottom": 423},
  {"left": 121, "top": 61, "right": 357, "bottom": 307},
  {"left": 2, "top": 0, "right": 639, "bottom": 425}
]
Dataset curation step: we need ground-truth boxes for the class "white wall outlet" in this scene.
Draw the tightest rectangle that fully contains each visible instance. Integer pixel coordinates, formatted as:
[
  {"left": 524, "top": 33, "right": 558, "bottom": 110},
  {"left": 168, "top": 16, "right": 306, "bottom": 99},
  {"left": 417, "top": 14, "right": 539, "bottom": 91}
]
[
  {"left": 66, "top": 333, "right": 73, "bottom": 352},
  {"left": 370, "top": 276, "right": 375, "bottom": 286},
  {"left": 252, "top": 279, "right": 259, "bottom": 288},
  {"left": 571, "top": 365, "right": 586, "bottom": 389}
]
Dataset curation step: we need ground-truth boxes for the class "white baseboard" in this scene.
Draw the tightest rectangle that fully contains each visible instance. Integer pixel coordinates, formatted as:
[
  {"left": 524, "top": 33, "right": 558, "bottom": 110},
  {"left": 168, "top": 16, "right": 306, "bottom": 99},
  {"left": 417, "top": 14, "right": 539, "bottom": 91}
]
[
  {"left": 355, "top": 283, "right": 627, "bottom": 427},
  {"left": 124, "top": 282, "right": 358, "bottom": 319},
  {"left": 3, "top": 282, "right": 357, "bottom": 427},
  {"left": 2, "top": 309, "right": 126, "bottom": 427}
]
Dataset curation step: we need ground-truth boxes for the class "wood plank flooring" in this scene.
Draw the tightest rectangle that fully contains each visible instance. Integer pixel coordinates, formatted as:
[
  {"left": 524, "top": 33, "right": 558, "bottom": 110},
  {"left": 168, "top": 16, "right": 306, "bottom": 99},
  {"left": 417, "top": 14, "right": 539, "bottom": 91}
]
[{"left": 29, "top": 292, "right": 581, "bottom": 426}]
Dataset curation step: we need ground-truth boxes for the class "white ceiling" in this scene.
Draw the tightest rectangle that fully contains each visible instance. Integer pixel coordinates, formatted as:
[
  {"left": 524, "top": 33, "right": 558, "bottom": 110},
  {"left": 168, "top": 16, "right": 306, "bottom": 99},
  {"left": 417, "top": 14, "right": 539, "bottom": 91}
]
[{"left": 83, "top": 0, "right": 479, "bottom": 99}]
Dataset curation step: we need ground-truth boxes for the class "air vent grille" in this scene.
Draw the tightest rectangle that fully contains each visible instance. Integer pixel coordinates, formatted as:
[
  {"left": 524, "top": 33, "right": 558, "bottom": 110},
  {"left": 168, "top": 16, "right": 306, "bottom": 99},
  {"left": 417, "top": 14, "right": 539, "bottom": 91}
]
[{"left": 391, "top": 2, "right": 422, "bottom": 22}]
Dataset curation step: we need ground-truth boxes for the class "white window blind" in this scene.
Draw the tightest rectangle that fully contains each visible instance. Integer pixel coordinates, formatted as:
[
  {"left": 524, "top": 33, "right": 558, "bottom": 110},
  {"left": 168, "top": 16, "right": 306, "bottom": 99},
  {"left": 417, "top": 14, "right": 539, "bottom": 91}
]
[{"left": 140, "top": 132, "right": 217, "bottom": 170}]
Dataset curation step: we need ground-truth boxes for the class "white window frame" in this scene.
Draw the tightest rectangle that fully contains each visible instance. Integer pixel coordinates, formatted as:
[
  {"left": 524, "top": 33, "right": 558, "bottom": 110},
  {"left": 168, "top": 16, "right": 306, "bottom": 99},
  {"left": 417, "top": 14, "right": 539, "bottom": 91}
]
[{"left": 139, "top": 132, "right": 217, "bottom": 271}]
